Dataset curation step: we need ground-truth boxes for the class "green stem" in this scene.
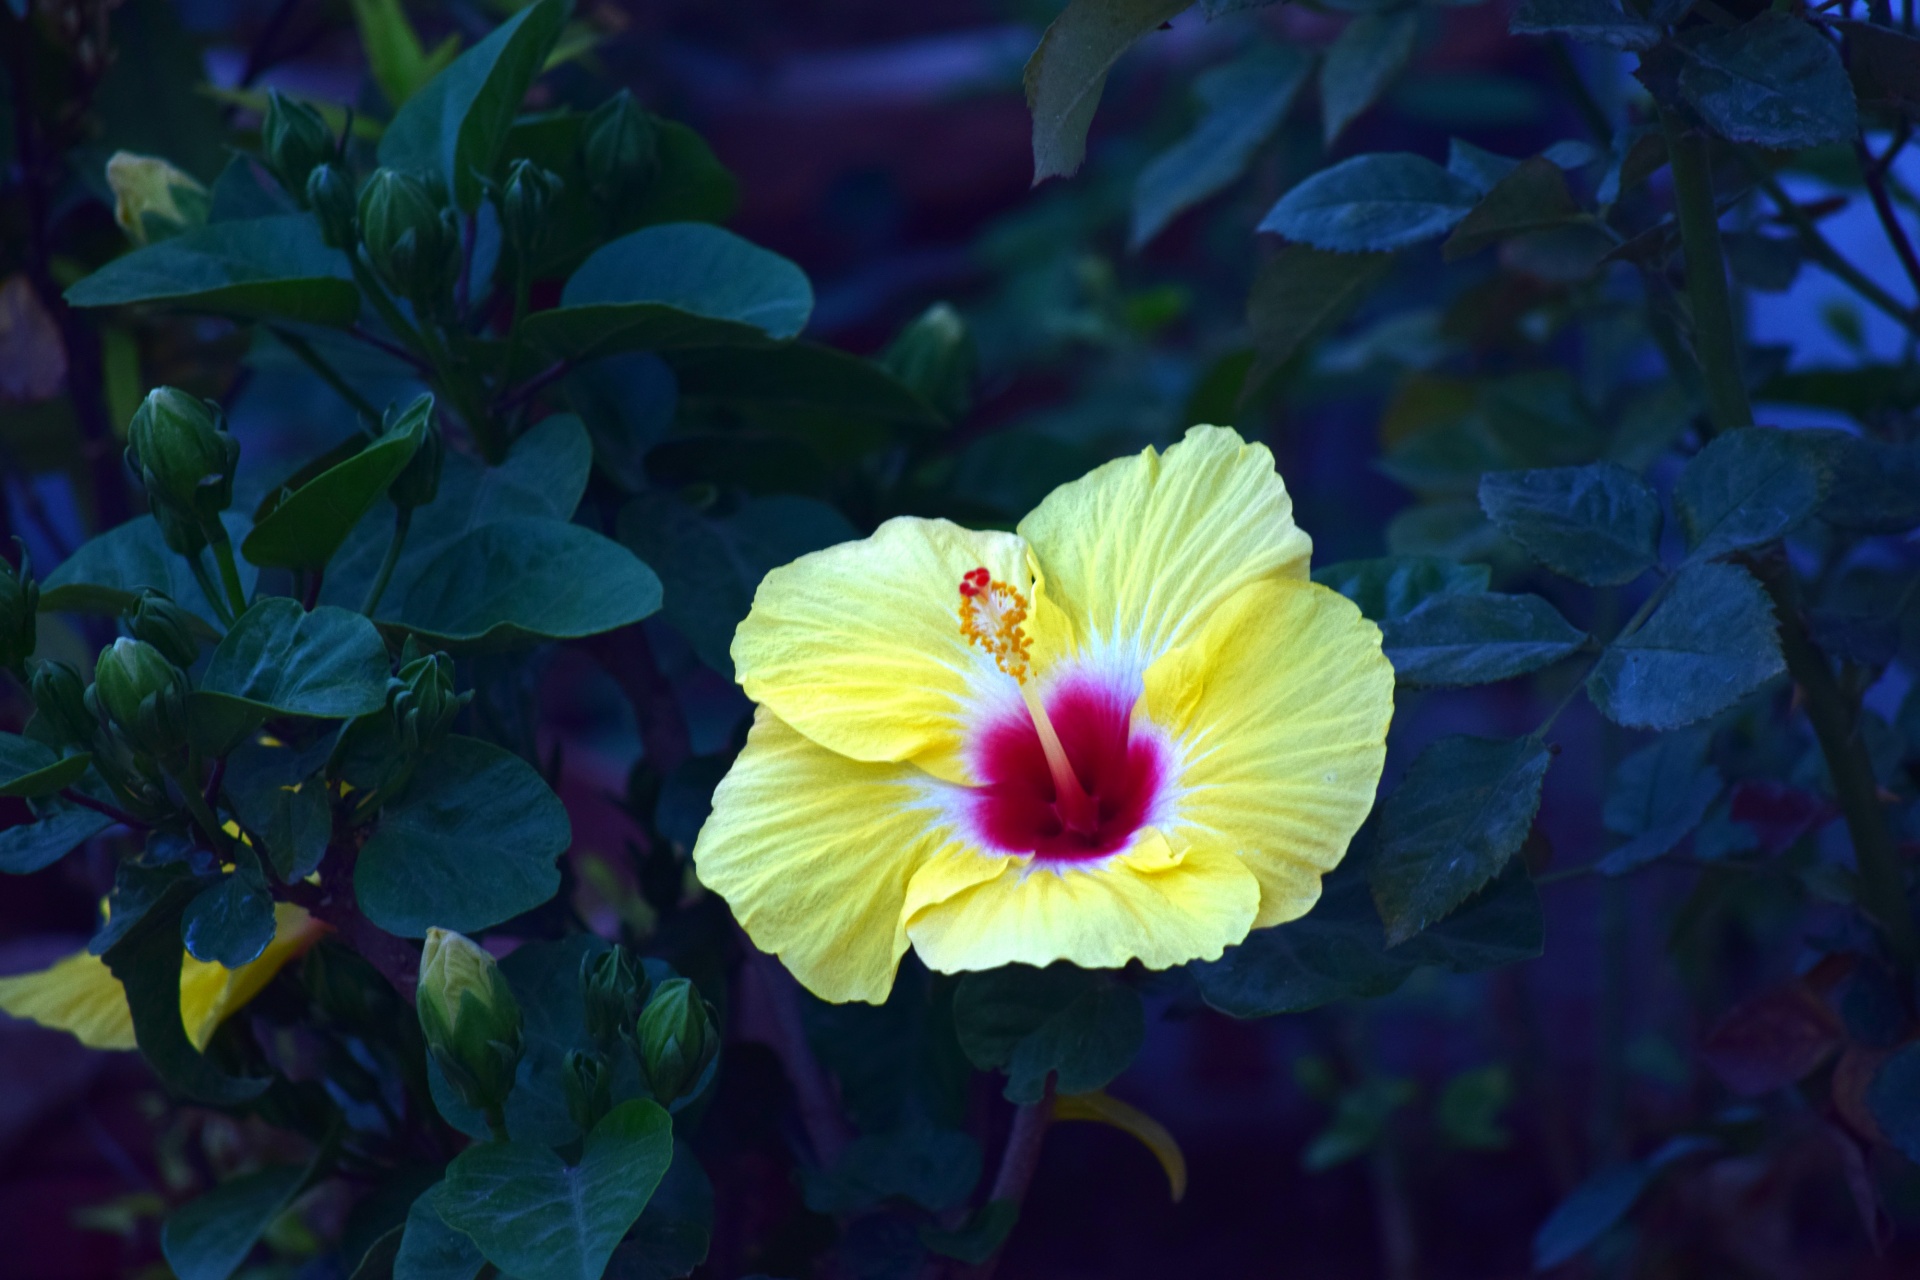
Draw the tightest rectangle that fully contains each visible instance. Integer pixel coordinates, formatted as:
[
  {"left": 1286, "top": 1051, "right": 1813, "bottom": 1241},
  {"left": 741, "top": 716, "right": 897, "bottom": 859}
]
[
  {"left": 186, "top": 551, "right": 235, "bottom": 628},
  {"left": 270, "top": 326, "right": 384, "bottom": 424},
  {"left": 172, "top": 761, "right": 230, "bottom": 850},
  {"left": 209, "top": 534, "right": 249, "bottom": 619},
  {"left": 483, "top": 1105, "right": 509, "bottom": 1144},
  {"left": 1659, "top": 110, "right": 1752, "bottom": 434},
  {"left": 361, "top": 507, "right": 412, "bottom": 617},
  {"left": 350, "top": 252, "right": 430, "bottom": 353},
  {"left": 1743, "top": 151, "right": 1920, "bottom": 336}
]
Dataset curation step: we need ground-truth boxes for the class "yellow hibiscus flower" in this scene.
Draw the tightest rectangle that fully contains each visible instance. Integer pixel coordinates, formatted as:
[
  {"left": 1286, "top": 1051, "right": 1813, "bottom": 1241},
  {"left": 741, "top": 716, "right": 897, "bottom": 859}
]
[
  {"left": 692, "top": 425, "right": 1396, "bottom": 1004},
  {"left": 0, "top": 904, "right": 326, "bottom": 1051}
]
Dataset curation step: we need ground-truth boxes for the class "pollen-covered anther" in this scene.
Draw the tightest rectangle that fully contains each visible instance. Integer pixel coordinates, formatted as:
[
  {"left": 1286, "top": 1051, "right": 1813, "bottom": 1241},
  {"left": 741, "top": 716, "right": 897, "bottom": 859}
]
[{"left": 958, "top": 567, "right": 1033, "bottom": 683}]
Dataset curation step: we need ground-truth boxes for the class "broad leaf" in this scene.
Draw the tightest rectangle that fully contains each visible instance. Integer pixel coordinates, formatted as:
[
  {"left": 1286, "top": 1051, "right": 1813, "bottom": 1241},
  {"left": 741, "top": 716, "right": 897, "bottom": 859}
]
[
  {"left": 522, "top": 224, "right": 812, "bottom": 363},
  {"left": 0, "top": 803, "right": 115, "bottom": 874},
  {"left": 394, "top": 1192, "right": 486, "bottom": 1280},
  {"left": 224, "top": 733, "right": 335, "bottom": 881},
  {"left": 608, "top": 1144, "right": 715, "bottom": 1280},
  {"left": 952, "top": 965, "right": 1144, "bottom": 1104},
  {"left": 355, "top": 734, "right": 569, "bottom": 937},
  {"left": 1675, "top": 426, "right": 1829, "bottom": 560},
  {"left": 351, "top": 0, "right": 461, "bottom": 109},
  {"left": 1598, "top": 730, "right": 1722, "bottom": 875},
  {"left": 1245, "top": 245, "right": 1395, "bottom": 385},
  {"left": 1819, "top": 434, "right": 1920, "bottom": 534},
  {"left": 1259, "top": 153, "right": 1480, "bottom": 252},
  {"left": 1024, "top": 0, "right": 1192, "bottom": 183},
  {"left": 1586, "top": 562, "right": 1785, "bottom": 730},
  {"left": 1193, "top": 867, "right": 1412, "bottom": 1017},
  {"left": 162, "top": 1164, "right": 310, "bottom": 1280},
  {"left": 801, "top": 1130, "right": 982, "bottom": 1215},
  {"left": 1381, "top": 591, "right": 1587, "bottom": 687},
  {"left": 181, "top": 861, "right": 276, "bottom": 969},
  {"left": 1313, "top": 555, "right": 1492, "bottom": 622},
  {"left": 1321, "top": 11, "right": 1419, "bottom": 146},
  {"left": 1478, "top": 463, "right": 1662, "bottom": 586},
  {"left": 42, "top": 513, "right": 256, "bottom": 627},
  {"left": 66, "top": 215, "right": 357, "bottom": 326},
  {"left": 377, "top": 0, "right": 567, "bottom": 211},
  {"left": 242, "top": 416, "right": 426, "bottom": 570},
  {"left": 567, "top": 353, "right": 679, "bottom": 492},
  {"left": 1509, "top": 0, "right": 1662, "bottom": 50},
  {"left": 1391, "top": 866, "right": 1544, "bottom": 972},
  {"left": 1370, "top": 735, "right": 1552, "bottom": 945},
  {"left": 1679, "top": 14, "right": 1859, "bottom": 150},
  {"left": 433, "top": 1099, "right": 675, "bottom": 1280},
  {"left": 0, "top": 734, "right": 91, "bottom": 799},
  {"left": 1131, "top": 45, "right": 1312, "bottom": 249},
  {"left": 1442, "top": 157, "right": 1580, "bottom": 260},
  {"left": 197, "top": 599, "right": 390, "bottom": 719}
]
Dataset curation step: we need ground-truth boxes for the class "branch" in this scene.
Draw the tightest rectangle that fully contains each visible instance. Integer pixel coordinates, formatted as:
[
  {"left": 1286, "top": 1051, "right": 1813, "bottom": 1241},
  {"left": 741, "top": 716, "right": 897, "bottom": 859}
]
[
  {"left": 967, "top": 1081, "right": 1056, "bottom": 1280},
  {"left": 1856, "top": 135, "right": 1920, "bottom": 308},
  {"left": 748, "top": 946, "right": 852, "bottom": 1168}
]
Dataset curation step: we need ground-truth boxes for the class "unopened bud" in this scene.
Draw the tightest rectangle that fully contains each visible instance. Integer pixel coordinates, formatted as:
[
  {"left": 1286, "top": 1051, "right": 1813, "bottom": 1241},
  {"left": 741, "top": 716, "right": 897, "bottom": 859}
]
[
  {"left": 384, "top": 395, "right": 442, "bottom": 511},
  {"left": 634, "top": 977, "right": 718, "bottom": 1108},
  {"left": 581, "top": 945, "right": 648, "bottom": 1048},
  {"left": 28, "top": 660, "right": 93, "bottom": 748},
  {"left": 498, "top": 159, "right": 563, "bottom": 268},
  {"left": 882, "top": 302, "right": 976, "bottom": 422},
  {"left": 0, "top": 543, "right": 37, "bottom": 673},
  {"left": 105, "top": 152, "right": 209, "bottom": 245},
  {"left": 125, "top": 388, "right": 239, "bottom": 558},
  {"left": 262, "top": 91, "right": 336, "bottom": 202},
  {"left": 389, "top": 644, "right": 469, "bottom": 755},
  {"left": 563, "top": 1049, "right": 612, "bottom": 1133},
  {"left": 417, "top": 927, "right": 524, "bottom": 1115},
  {"left": 306, "top": 163, "right": 358, "bottom": 250},
  {"left": 90, "top": 637, "right": 189, "bottom": 760},
  {"left": 123, "top": 591, "right": 199, "bottom": 669},
  {"left": 582, "top": 91, "right": 657, "bottom": 207},
  {"left": 357, "top": 169, "right": 460, "bottom": 316}
]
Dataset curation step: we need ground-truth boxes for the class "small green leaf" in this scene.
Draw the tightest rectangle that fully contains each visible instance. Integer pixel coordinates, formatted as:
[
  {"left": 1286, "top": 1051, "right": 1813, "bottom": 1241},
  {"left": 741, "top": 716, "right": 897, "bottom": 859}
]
[
  {"left": 1442, "top": 157, "right": 1580, "bottom": 260},
  {"left": 41, "top": 513, "right": 255, "bottom": 627},
  {"left": 1313, "top": 555, "right": 1492, "bottom": 622},
  {"left": 433, "top": 1099, "right": 675, "bottom": 1280},
  {"left": 350, "top": 0, "right": 461, "bottom": 109},
  {"left": 1679, "top": 14, "right": 1859, "bottom": 151},
  {"left": 1024, "top": 0, "right": 1192, "bottom": 183},
  {"left": 0, "top": 803, "right": 115, "bottom": 874},
  {"left": 1675, "top": 427, "right": 1830, "bottom": 560},
  {"left": 1370, "top": 735, "right": 1552, "bottom": 945},
  {"left": 66, "top": 216, "right": 357, "bottom": 326},
  {"left": 1436, "top": 1066, "right": 1512, "bottom": 1150},
  {"left": 1382, "top": 591, "right": 1587, "bottom": 687},
  {"left": 1131, "top": 45, "right": 1313, "bottom": 249},
  {"left": 1532, "top": 1162, "right": 1653, "bottom": 1271},
  {"left": 1391, "top": 865, "right": 1544, "bottom": 972},
  {"left": 522, "top": 224, "right": 813, "bottom": 363},
  {"left": 181, "top": 861, "right": 276, "bottom": 969},
  {"left": 355, "top": 734, "right": 569, "bottom": 937},
  {"left": 952, "top": 965, "right": 1144, "bottom": 1104},
  {"left": 377, "top": 0, "right": 568, "bottom": 211},
  {"left": 1258, "top": 153, "right": 1480, "bottom": 252},
  {"left": 1587, "top": 562, "right": 1785, "bottom": 730},
  {"left": 1321, "top": 11, "right": 1419, "bottom": 146},
  {"left": 1597, "top": 730, "right": 1722, "bottom": 875},
  {"left": 197, "top": 599, "right": 391, "bottom": 719},
  {"left": 1245, "top": 244, "right": 1395, "bottom": 386},
  {"left": 1193, "top": 867, "right": 1413, "bottom": 1017},
  {"left": 242, "top": 417, "right": 426, "bottom": 570},
  {"left": 394, "top": 1190, "right": 486, "bottom": 1280},
  {"left": 162, "top": 1164, "right": 310, "bottom": 1280},
  {"left": 1509, "top": 0, "right": 1662, "bottom": 50},
  {"left": 1478, "top": 463, "right": 1662, "bottom": 586},
  {"left": 801, "top": 1130, "right": 982, "bottom": 1215},
  {"left": 0, "top": 734, "right": 92, "bottom": 799}
]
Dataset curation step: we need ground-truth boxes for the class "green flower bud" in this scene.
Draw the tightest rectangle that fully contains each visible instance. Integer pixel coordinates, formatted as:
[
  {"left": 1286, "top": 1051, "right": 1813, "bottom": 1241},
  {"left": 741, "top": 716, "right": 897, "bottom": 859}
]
[
  {"left": 125, "top": 387, "right": 239, "bottom": 558},
  {"left": 0, "top": 543, "right": 37, "bottom": 673},
  {"left": 262, "top": 90, "right": 336, "bottom": 202},
  {"left": 882, "top": 302, "right": 976, "bottom": 422},
  {"left": 357, "top": 169, "right": 461, "bottom": 316},
  {"left": 105, "top": 152, "right": 209, "bottom": 245},
  {"left": 498, "top": 159, "right": 563, "bottom": 269},
  {"left": 27, "top": 659, "right": 94, "bottom": 749},
  {"left": 384, "top": 395, "right": 442, "bottom": 511},
  {"left": 563, "top": 1049, "right": 612, "bottom": 1133},
  {"left": 389, "top": 645, "right": 469, "bottom": 755},
  {"left": 306, "top": 163, "right": 358, "bottom": 250},
  {"left": 417, "top": 927, "right": 524, "bottom": 1115},
  {"left": 582, "top": 90, "right": 657, "bottom": 207},
  {"left": 634, "top": 977, "right": 718, "bottom": 1108},
  {"left": 90, "top": 637, "right": 189, "bottom": 760},
  {"left": 123, "top": 591, "right": 199, "bottom": 669},
  {"left": 581, "top": 945, "right": 648, "bottom": 1048}
]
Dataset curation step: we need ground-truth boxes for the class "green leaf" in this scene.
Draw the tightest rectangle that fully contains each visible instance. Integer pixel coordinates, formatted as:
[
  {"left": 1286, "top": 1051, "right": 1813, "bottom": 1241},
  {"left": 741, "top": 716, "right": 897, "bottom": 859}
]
[
  {"left": 1131, "top": 45, "right": 1313, "bottom": 249},
  {"left": 433, "top": 1099, "right": 675, "bottom": 1280},
  {"left": 1478, "top": 463, "right": 1662, "bottom": 586},
  {"left": 1598, "top": 730, "right": 1722, "bottom": 875},
  {"left": 1679, "top": 14, "right": 1859, "bottom": 150},
  {"left": 355, "top": 734, "right": 569, "bottom": 937},
  {"left": 1442, "top": 157, "right": 1580, "bottom": 260},
  {"left": 522, "top": 224, "right": 813, "bottom": 363},
  {"left": 1024, "top": 0, "right": 1193, "bottom": 183},
  {"left": 197, "top": 599, "right": 391, "bottom": 719},
  {"left": 388, "top": 518, "right": 663, "bottom": 650},
  {"left": 1245, "top": 244, "right": 1395, "bottom": 386},
  {"left": 0, "top": 803, "right": 115, "bottom": 874},
  {"left": 1381, "top": 591, "right": 1587, "bottom": 687},
  {"left": 1819, "top": 434, "right": 1920, "bottom": 534},
  {"left": 0, "top": 734, "right": 91, "bottom": 799},
  {"left": 225, "top": 733, "right": 335, "bottom": 881},
  {"left": 1675, "top": 427, "right": 1830, "bottom": 560},
  {"left": 607, "top": 1143, "right": 713, "bottom": 1280},
  {"left": 1509, "top": 0, "right": 1662, "bottom": 50},
  {"left": 42, "top": 513, "right": 256, "bottom": 627},
  {"left": 242, "top": 417, "right": 426, "bottom": 570},
  {"left": 1313, "top": 555, "right": 1492, "bottom": 622},
  {"left": 394, "top": 1190, "right": 486, "bottom": 1280},
  {"left": 567, "top": 354, "right": 678, "bottom": 491},
  {"left": 1587, "top": 562, "right": 1785, "bottom": 730},
  {"left": 162, "top": 1164, "right": 310, "bottom": 1280},
  {"left": 800, "top": 1130, "right": 982, "bottom": 1215},
  {"left": 1436, "top": 1066, "right": 1512, "bottom": 1150},
  {"left": 377, "top": 0, "right": 568, "bottom": 212},
  {"left": 1258, "top": 153, "right": 1480, "bottom": 252},
  {"left": 66, "top": 216, "right": 358, "bottom": 326},
  {"left": 1321, "top": 11, "right": 1419, "bottom": 146},
  {"left": 1193, "top": 866, "right": 1413, "bottom": 1017},
  {"left": 1532, "top": 1163, "right": 1652, "bottom": 1270},
  {"left": 182, "top": 861, "right": 276, "bottom": 968},
  {"left": 665, "top": 343, "right": 944, "bottom": 428},
  {"left": 101, "top": 880, "right": 270, "bottom": 1105},
  {"left": 1391, "top": 865, "right": 1544, "bottom": 972},
  {"left": 1370, "top": 735, "right": 1552, "bottom": 945},
  {"left": 350, "top": 0, "right": 461, "bottom": 109},
  {"left": 952, "top": 965, "right": 1144, "bottom": 1104}
]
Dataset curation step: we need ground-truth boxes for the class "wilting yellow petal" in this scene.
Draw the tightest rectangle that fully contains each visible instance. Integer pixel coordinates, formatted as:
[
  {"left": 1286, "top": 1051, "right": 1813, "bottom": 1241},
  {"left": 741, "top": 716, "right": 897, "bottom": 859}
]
[
  {"left": 180, "top": 904, "right": 329, "bottom": 1049},
  {"left": 693, "top": 707, "right": 960, "bottom": 1003},
  {"left": 105, "top": 151, "right": 208, "bottom": 244},
  {"left": 1147, "top": 578, "right": 1393, "bottom": 927},
  {"left": 1053, "top": 1090, "right": 1188, "bottom": 1201}
]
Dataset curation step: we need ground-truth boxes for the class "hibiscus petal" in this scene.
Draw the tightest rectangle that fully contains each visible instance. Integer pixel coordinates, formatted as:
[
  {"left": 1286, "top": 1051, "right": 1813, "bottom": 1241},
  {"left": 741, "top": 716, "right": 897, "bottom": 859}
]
[{"left": 1146, "top": 578, "right": 1393, "bottom": 927}]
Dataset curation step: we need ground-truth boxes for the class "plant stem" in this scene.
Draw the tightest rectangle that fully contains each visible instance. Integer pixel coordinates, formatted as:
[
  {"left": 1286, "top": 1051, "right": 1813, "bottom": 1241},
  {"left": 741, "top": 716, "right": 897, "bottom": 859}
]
[
  {"left": 484, "top": 1105, "right": 509, "bottom": 1144},
  {"left": 1757, "top": 558, "right": 1920, "bottom": 968},
  {"left": 186, "top": 551, "right": 235, "bottom": 628},
  {"left": 1856, "top": 136, "right": 1920, "bottom": 307},
  {"left": 970, "top": 1083, "right": 1056, "bottom": 1280},
  {"left": 749, "top": 946, "right": 851, "bottom": 1167},
  {"left": 361, "top": 507, "right": 412, "bottom": 617},
  {"left": 172, "top": 764, "right": 230, "bottom": 849},
  {"left": 1744, "top": 151, "right": 1920, "bottom": 336},
  {"left": 60, "top": 787, "right": 145, "bottom": 829},
  {"left": 271, "top": 326, "right": 384, "bottom": 424},
  {"left": 1659, "top": 110, "right": 1752, "bottom": 434},
  {"left": 210, "top": 535, "right": 250, "bottom": 618}
]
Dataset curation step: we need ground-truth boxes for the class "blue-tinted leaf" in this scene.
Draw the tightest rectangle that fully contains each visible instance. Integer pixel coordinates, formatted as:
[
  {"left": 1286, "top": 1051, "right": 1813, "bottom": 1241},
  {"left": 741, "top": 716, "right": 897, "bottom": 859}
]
[
  {"left": 1587, "top": 562, "right": 1785, "bottom": 730},
  {"left": 67, "top": 216, "right": 357, "bottom": 326},
  {"left": 42, "top": 513, "right": 256, "bottom": 627},
  {"left": 1510, "top": 0, "right": 1662, "bottom": 50},
  {"left": 1597, "top": 730, "right": 1722, "bottom": 875},
  {"left": 0, "top": 803, "right": 115, "bottom": 874},
  {"left": 197, "top": 599, "right": 390, "bottom": 719},
  {"left": 1479, "top": 463, "right": 1662, "bottom": 586},
  {"left": 1382, "top": 591, "right": 1587, "bottom": 686},
  {"left": 1321, "top": 11, "right": 1419, "bottom": 146},
  {"left": 1259, "top": 153, "right": 1480, "bottom": 252},
  {"left": 1532, "top": 1162, "right": 1652, "bottom": 1271},
  {"left": 1025, "top": 0, "right": 1193, "bottom": 183},
  {"left": 952, "top": 966, "right": 1144, "bottom": 1104},
  {"left": 1680, "top": 15, "right": 1859, "bottom": 150},
  {"left": 1676, "top": 427, "right": 1831, "bottom": 560},
  {"left": 0, "top": 734, "right": 91, "bottom": 799},
  {"left": 1313, "top": 556, "right": 1492, "bottom": 622},
  {"left": 163, "top": 1164, "right": 309, "bottom": 1280}
]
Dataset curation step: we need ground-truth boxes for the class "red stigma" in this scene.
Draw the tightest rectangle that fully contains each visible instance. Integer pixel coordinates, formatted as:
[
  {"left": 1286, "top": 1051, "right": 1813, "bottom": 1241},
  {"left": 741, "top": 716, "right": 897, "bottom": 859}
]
[{"left": 958, "top": 566, "right": 991, "bottom": 598}]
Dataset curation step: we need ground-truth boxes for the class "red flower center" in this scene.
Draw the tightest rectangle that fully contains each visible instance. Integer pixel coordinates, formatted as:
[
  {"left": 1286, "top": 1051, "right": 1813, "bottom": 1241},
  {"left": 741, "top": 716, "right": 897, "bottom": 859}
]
[{"left": 967, "top": 678, "right": 1168, "bottom": 862}]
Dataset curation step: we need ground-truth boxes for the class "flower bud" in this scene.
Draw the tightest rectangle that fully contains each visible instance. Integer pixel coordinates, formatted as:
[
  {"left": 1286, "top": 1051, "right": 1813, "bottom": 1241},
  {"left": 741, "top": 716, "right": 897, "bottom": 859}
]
[
  {"left": 125, "top": 387, "right": 240, "bottom": 557},
  {"left": 357, "top": 169, "right": 461, "bottom": 315},
  {"left": 582, "top": 90, "right": 657, "bottom": 207},
  {"left": 306, "top": 163, "right": 358, "bottom": 250},
  {"left": 28, "top": 660, "right": 94, "bottom": 748},
  {"left": 882, "top": 302, "right": 976, "bottom": 422},
  {"left": 384, "top": 395, "right": 442, "bottom": 511},
  {"left": 498, "top": 159, "right": 563, "bottom": 269},
  {"left": 90, "top": 637, "right": 189, "bottom": 760},
  {"left": 0, "top": 544, "right": 37, "bottom": 673},
  {"left": 105, "top": 152, "right": 209, "bottom": 245},
  {"left": 581, "top": 945, "right": 648, "bottom": 1048},
  {"left": 634, "top": 977, "right": 718, "bottom": 1108},
  {"left": 389, "top": 645, "right": 469, "bottom": 755},
  {"left": 123, "top": 591, "right": 200, "bottom": 669},
  {"left": 417, "top": 927, "right": 524, "bottom": 1115},
  {"left": 262, "top": 91, "right": 336, "bottom": 202},
  {"left": 563, "top": 1049, "right": 612, "bottom": 1133}
]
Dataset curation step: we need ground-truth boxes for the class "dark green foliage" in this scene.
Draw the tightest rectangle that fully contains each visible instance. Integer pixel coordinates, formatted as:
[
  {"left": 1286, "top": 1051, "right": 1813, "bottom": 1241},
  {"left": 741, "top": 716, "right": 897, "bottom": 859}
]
[
  {"left": 1380, "top": 591, "right": 1587, "bottom": 687},
  {"left": 1586, "top": 562, "right": 1785, "bottom": 730},
  {"left": 1598, "top": 730, "right": 1721, "bottom": 875},
  {"left": 182, "top": 860, "right": 277, "bottom": 968},
  {"left": 243, "top": 411, "right": 426, "bottom": 569},
  {"left": 1259, "top": 153, "right": 1480, "bottom": 252},
  {"left": 1478, "top": 464, "right": 1661, "bottom": 586},
  {"left": 163, "top": 1164, "right": 312, "bottom": 1280},
  {"left": 66, "top": 215, "right": 358, "bottom": 325},
  {"left": 1509, "top": 0, "right": 1661, "bottom": 50},
  {"left": 1678, "top": 15, "right": 1859, "bottom": 150},
  {"left": 952, "top": 965, "right": 1144, "bottom": 1103},
  {"left": 1320, "top": 12, "right": 1419, "bottom": 147},
  {"left": 0, "top": 732, "right": 92, "bottom": 798},
  {"left": 1675, "top": 427, "right": 1830, "bottom": 560},
  {"left": 1313, "top": 555, "right": 1491, "bottom": 622}
]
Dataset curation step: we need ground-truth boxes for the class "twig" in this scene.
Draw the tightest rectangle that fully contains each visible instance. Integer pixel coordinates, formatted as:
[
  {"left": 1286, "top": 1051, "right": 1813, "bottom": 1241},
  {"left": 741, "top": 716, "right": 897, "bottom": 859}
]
[
  {"left": 60, "top": 788, "right": 145, "bottom": 830},
  {"left": 1856, "top": 136, "right": 1920, "bottom": 308},
  {"left": 1660, "top": 110, "right": 1752, "bottom": 433},
  {"left": 302, "top": 566, "right": 324, "bottom": 612},
  {"left": 1744, "top": 151, "right": 1920, "bottom": 336},
  {"left": 748, "top": 946, "right": 851, "bottom": 1167},
  {"left": 347, "top": 325, "right": 433, "bottom": 372},
  {"left": 499, "top": 360, "right": 571, "bottom": 413},
  {"left": 969, "top": 1082, "right": 1056, "bottom": 1280}
]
